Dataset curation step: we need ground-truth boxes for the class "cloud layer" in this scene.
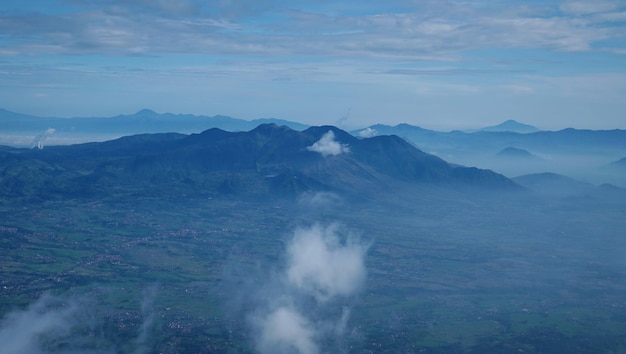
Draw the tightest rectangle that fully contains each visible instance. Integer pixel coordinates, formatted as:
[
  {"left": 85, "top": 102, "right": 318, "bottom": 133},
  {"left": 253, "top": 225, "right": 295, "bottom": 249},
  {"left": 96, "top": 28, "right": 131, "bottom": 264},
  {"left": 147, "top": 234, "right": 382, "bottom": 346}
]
[{"left": 1, "top": 1, "right": 624, "bottom": 57}]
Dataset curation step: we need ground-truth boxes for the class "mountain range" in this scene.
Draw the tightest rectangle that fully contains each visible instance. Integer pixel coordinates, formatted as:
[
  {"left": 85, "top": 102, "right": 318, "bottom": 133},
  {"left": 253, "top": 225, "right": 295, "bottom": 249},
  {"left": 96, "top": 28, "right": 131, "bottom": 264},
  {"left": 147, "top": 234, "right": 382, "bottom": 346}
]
[
  {"left": 3, "top": 107, "right": 625, "bottom": 188},
  {"left": 0, "top": 108, "right": 309, "bottom": 145},
  {"left": 352, "top": 123, "right": 626, "bottom": 155},
  {"left": 474, "top": 119, "right": 539, "bottom": 133},
  {"left": 0, "top": 124, "right": 521, "bottom": 200},
  {"left": 3, "top": 108, "right": 624, "bottom": 157}
]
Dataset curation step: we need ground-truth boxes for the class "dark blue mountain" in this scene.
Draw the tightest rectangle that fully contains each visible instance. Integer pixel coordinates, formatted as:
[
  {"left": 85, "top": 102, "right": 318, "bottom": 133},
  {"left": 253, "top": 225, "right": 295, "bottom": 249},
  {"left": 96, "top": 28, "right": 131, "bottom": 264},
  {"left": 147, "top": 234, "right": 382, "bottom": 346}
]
[{"left": 0, "top": 124, "right": 520, "bottom": 199}]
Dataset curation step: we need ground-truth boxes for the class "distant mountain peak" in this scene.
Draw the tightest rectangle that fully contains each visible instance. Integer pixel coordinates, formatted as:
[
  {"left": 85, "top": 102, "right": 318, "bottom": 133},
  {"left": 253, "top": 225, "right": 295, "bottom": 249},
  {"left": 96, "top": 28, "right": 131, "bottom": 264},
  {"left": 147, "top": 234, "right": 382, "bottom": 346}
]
[
  {"left": 0, "top": 124, "right": 522, "bottom": 199},
  {"left": 135, "top": 108, "right": 158, "bottom": 116},
  {"left": 480, "top": 120, "right": 539, "bottom": 133},
  {"left": 250, "top": 123, "right": 294, "bottom": 136},
  {"left": 513, "top": 172, "right": 593, "bottom": 196},
  {"left": 495, "top": 147, "right": 538, "bottom": 159},
  {"left": 610, "top": 157, "right": 626, "bottom": 168}
]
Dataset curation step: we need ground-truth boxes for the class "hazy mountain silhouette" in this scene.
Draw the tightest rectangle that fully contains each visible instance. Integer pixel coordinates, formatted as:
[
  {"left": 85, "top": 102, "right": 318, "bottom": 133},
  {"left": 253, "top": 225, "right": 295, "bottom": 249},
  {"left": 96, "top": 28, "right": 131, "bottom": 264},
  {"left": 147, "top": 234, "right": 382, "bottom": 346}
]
[
  {"left": 513, "top": 172, "right": 593, "bottom": 196},
  {"left": 0, "top": 107, "right": 309, "bottom": 139},
  {"left": 494, "top": 147, "right": 542, "bottom": 160},
  {"left": 610, "top": 157, "right": 626, "bottom": 168},
  {"left": 0, "top": 124, "right": 521, "bottom": 199},
  {"left": 352, "top": 123, "right": 626, "bottom": 157},
  {"left": 477, "top": 120, "right": 539, "bottom": 133}
]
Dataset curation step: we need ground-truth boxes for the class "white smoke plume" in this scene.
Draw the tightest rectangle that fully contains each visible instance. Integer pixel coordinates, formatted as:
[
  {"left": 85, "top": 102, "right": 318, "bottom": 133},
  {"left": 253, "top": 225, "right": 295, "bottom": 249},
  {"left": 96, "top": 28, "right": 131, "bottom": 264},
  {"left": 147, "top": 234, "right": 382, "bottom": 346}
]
[
  {"left": 250, "top": 223, "right": 369, "bottom": 354},
  {"left": 134, "top": 285, "right": 159, "bottom": 354},
  {"left": 336, "top": 108, "right": 351, "bottom": 127},
  {"left": 31, "top": 128, "right": 55, "bottom": 149},
  {"left": 306, "top": 131, "right": 350, "bottom": 157}
]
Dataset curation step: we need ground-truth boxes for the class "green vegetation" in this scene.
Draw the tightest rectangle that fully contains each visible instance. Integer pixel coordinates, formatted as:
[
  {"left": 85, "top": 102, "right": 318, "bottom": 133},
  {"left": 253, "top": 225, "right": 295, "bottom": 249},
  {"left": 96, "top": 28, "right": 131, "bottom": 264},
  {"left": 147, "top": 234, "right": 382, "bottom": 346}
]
[{"left": 1, "top": 189, "right": 625, "bottom": 353}]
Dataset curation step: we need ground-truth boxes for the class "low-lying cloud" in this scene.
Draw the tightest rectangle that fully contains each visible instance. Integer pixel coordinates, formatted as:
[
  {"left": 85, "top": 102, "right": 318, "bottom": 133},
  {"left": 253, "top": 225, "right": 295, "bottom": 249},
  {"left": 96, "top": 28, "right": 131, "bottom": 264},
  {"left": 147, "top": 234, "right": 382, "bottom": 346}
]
[
  {"left": 287, "top": 224, "right": 367, "bottom": 302},
  {"left": 249, "top": 223, "right": 369, "bottom": 354},
  {"left": 307, "top": 131, "right": 350, "bottom": 157},
  {"left": 0, "top": 287, "right": 160, "bottom": 354},
  {"left": 254, "top": 305, "right": 317, "bottom": 354},
  {"left": 0, "top": 294, "right": 84, "bottom": 354}
]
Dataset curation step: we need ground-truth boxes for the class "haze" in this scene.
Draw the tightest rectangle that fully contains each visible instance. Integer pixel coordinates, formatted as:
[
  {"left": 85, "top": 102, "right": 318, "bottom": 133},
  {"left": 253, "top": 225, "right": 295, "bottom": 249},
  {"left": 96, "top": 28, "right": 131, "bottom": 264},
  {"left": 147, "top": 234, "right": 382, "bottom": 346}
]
[
  {"left": 1, "top": 1, "right": 626, "bottom": 353},
  {"left": 1, "top": 0, "right": 626, "bottom": 130}
]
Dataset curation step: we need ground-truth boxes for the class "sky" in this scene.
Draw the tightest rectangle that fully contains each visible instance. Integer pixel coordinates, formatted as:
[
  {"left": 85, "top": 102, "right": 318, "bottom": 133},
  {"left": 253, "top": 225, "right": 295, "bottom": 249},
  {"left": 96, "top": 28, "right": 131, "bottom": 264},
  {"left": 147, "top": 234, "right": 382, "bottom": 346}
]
[{"left": 1, "top": 0, "right": 625, "bottom": 130}]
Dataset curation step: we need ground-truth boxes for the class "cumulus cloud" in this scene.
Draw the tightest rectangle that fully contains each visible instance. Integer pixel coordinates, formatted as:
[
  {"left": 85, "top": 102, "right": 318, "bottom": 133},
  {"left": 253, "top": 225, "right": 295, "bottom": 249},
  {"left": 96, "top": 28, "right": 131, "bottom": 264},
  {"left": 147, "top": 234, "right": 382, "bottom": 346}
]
[
  {"left": 358, "top": 127, "right": 377, "bottom": 138},
  {"left": 254, "top": 305, "right": 318, "bottom": 354},
  {"left": 286, "top": 224, "right": 367, "bottom": 302},
  {"left": 249, "top": 223, "right": 369, "bottom": 354},
  {"left": 306, "top": 131, "right": 350, "bottom": 157}
]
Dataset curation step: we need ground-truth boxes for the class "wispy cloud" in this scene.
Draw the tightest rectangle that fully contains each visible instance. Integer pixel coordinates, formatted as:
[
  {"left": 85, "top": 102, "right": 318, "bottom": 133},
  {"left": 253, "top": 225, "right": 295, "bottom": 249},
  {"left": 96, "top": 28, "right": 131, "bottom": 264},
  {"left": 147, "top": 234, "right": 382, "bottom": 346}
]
[
  {"left": 1, "top": 1, "right": 624, "bottom": 57},
  {"left": 560, "top": 1, "right": 622, "bottom": 15},
  {"left": 1, "top": 1, "right": 625, "bottom": 129},
  {"left": 0, "top": 288, "right": 161, "bottom": 354},
  {"left": 0, "top": 294, "right": 85, "bottom": 354}
]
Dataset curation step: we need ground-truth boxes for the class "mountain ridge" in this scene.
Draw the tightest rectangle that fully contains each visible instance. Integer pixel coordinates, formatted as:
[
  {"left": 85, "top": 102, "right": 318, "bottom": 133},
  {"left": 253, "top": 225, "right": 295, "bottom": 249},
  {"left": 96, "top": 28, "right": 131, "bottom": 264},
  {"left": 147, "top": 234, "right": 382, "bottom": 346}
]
[
  {"left": 0, "top": 124, "right": 522, "bottom": 200},
  {"left": 0, "top": 107, "right": 310, "bottom": 142},
  {"left": 351, "top": 123, "right": 626, "bottom": 154},
  {"left": 477, "top": 119, "right": 539, "bottom": 133}
]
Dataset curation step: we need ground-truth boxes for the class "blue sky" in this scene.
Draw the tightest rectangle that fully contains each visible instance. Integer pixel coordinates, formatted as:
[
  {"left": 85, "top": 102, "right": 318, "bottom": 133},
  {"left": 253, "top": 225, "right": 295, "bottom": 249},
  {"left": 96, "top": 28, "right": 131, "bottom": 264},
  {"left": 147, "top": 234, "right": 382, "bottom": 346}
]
[{"left": 1, "top": 0, "right": 625, "bottom": 130}]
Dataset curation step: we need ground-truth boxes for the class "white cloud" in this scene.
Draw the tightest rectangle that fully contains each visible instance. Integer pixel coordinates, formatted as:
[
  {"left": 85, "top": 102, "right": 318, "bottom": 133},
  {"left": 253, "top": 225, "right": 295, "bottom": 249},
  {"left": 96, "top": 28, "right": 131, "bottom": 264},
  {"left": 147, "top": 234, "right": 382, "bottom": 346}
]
[
  {"left": 1, "top": 1, "right": 624, "bottom": 57},
  {"left": 306, "top": 131, "right": 350, "bottom": 157},
  {"left": 254, "top": 305, "right": 318, "bottom": 354},
  {"left": 560, "top": 1, "right": 621, "bottom": 15},
  {"left": 0, "top": 294, "right": 83, "bottom": 354},
  {"left": 0, "top": 289, "right": 161, "bottom": 354},
  {"left": 358, "top": 127, "right": 377, "bottom": 138},
  {"left": 286, "top": 224, "right": 368, "bottom": 302},
  {"left": 249, "top": 223, "right": 369, "bottom": 353},
  {"left": 592, "top": 10, "right": 626, "bottom": 22}
]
